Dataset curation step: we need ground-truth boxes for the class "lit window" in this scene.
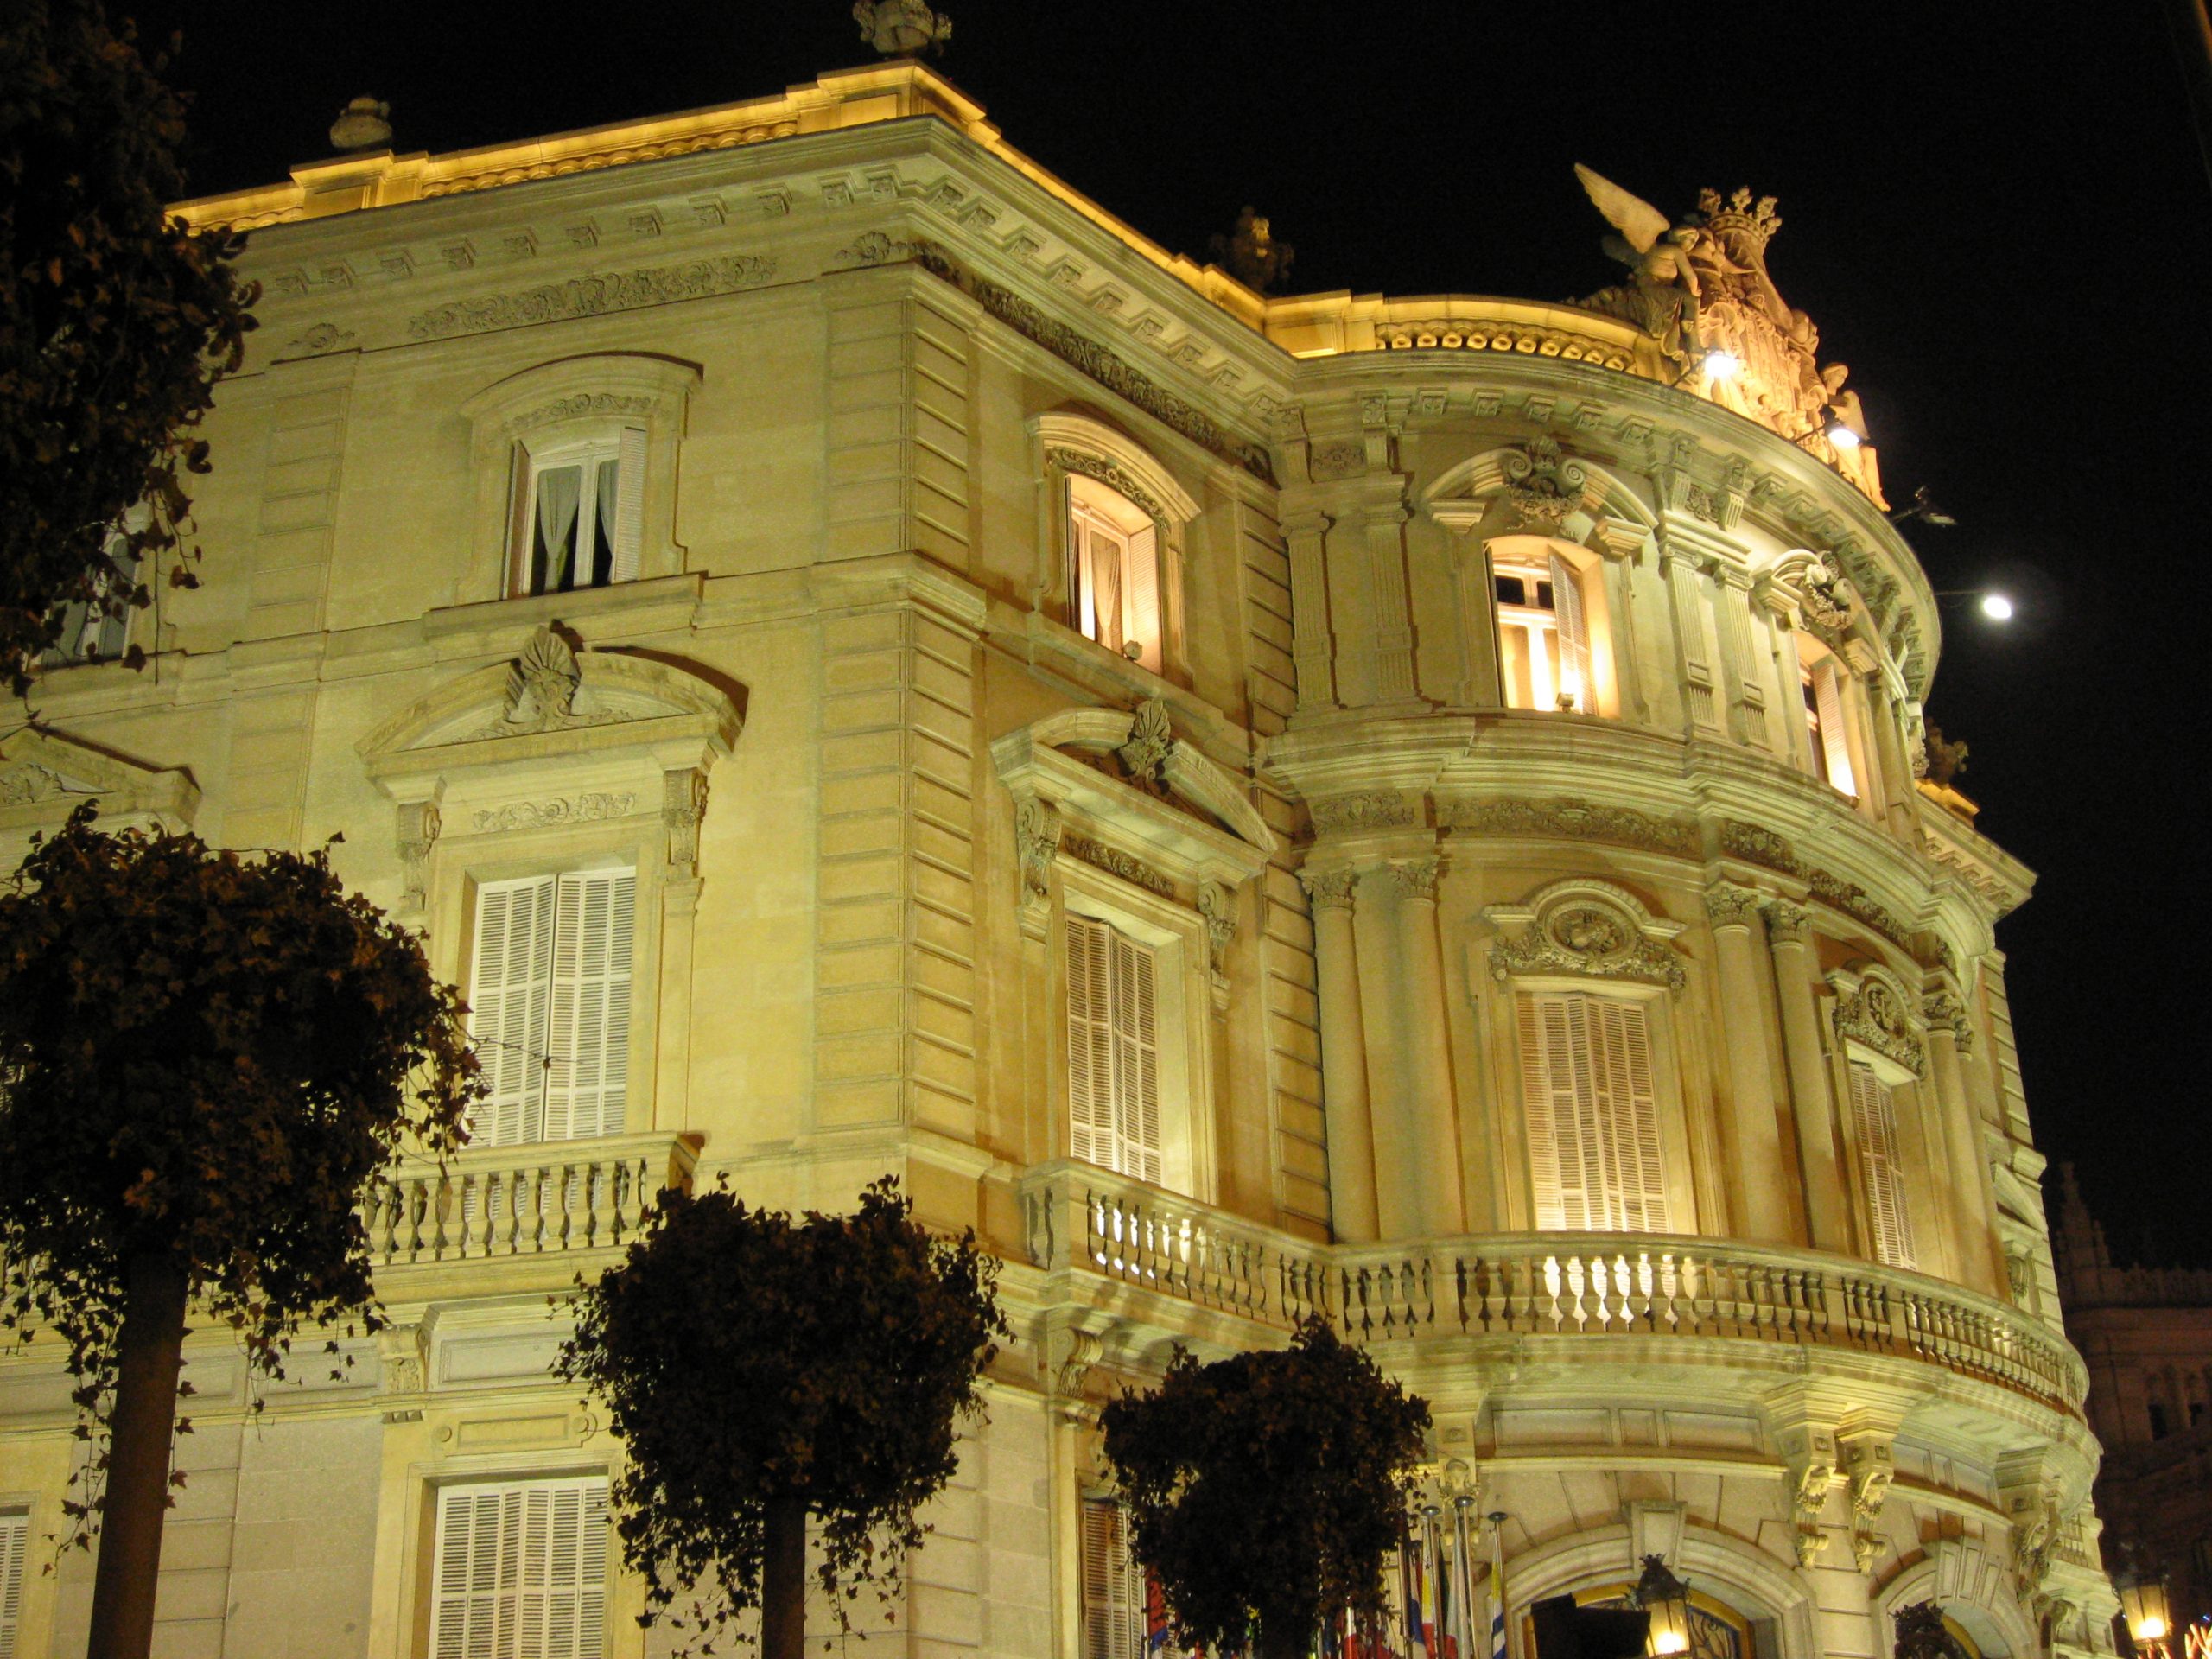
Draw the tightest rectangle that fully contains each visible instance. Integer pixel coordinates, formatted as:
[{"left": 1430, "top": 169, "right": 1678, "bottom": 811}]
[
  {"left": 45, "top": 537, "right": 145, "bottom": 665},
  {"left": 1, "top": 1506, "right": 25, "bottom": 1658},
  {"left": 469, "top": 869, "right": 637, "bottom": 1146},
  {"left": 1516, "top": 990, "right": 1669, "bottom": 1232},
  {"left": 510, "top": 431, "right": 644, "bottom": 597},
  {"left": 1068, "top": 474, "right": 1163, "bottom": 672},
  {"left": 1495, "top": 550, "right": 1592, "bottom": 712},
  {"left": 1082, "top": 1499, "right": 1147, "bottom": 1659},
  {"left": 1846, "top": 1061, "right": 1916, "bottom": 1269},
  {"left": 1065, "top": 914, "right": 1162, "bottom": 1185},
  {"left": 430, "top": 1477, "right": 609, "bottom": 1659},
  {"left": 1798, "top": 646, "right": 1857, "bottom": 797}
]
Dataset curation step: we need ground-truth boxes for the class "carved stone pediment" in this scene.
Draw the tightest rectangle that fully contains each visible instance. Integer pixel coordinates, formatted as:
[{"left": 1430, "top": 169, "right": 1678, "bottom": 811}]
[
  {"left": 992, "top": 700, "right": 1276, "bottom": 906},
  {"left": 1827, "top": 961, "right": 1926, "bottom": 1077},
  {"left": 357, "top": 624, "right": 744, "bottom": 799},
  {"left": 0, "top": 728, "right": 199, "bottom": 833},
  {"left": 1484, "top": 877, "right": 1686, "bottom": 993}
]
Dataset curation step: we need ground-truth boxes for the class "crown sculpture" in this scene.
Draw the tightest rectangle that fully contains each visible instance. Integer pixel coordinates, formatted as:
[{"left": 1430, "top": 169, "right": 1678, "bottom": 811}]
[
  {"left": 854, "top": 0, "right": 951, "bottom": 56},
  {"left": 1573, "top": 166, "right": 1885, "bottom": 508}
]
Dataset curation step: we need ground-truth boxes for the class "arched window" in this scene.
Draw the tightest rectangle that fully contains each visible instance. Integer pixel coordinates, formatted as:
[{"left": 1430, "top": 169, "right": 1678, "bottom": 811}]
[
  {"left": 1488, "top": 538, "right": 1607, "bottom": 714},
  {"left": 509, "top": 427, "right": 644, "bottom": 596},
  {"left": 1067, "top": 474, "right": 1163, "bottom": 672}
]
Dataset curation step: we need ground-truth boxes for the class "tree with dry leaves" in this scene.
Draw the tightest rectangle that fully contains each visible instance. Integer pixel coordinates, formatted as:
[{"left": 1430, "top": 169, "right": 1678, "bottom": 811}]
[
  {"left": 557, "top": 1178, "right": 1007, "bottom": 1657},
  {"left": 0, "top": 807, "right": 480, "bottom": 1659},
  {"left": 0, "top": 0, "right": 257, "bottom": 686}
]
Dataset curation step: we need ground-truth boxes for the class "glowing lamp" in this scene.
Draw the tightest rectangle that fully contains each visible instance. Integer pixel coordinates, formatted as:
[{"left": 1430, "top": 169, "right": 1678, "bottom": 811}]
[
  {"left": 2120, "top": 1573, "right": 2172, "bottom": 1647},
  {"left": 1633, "top": 1556, "right": 1693, "bottom": 1658},
  {"left": 1702, "top": 349, "right": 1743, "bottom": 379},
  {"left": 1979, "top": 594, "right": 2015, "bottom": 622},
  {"left": 1824, "top": 417, "right": 1862, "bottom": 450}
]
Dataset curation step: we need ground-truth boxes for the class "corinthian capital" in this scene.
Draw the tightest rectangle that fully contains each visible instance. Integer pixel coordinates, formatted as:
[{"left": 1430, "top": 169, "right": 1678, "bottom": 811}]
[
  {"left": 1763, "top": 897, "right": 1812, "bottom": 944},
  {"left": 1391, "top": 859, "right": 1441, "bottom": 904},
  {"left": 1298, "top": 866, "right": 1358, "bottom": 912},
  {"left": 1704, "top": 881, "right": 1764, "bottom": 930}
]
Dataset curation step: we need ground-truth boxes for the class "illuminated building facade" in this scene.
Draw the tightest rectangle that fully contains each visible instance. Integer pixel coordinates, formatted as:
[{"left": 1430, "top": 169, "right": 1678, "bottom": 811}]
[{"left": 0, "top": 58, "right": 2114, "bottom": 1659}]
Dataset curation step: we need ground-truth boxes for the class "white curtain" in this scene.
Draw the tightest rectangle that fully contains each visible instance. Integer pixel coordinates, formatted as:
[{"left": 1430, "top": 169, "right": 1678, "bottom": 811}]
[{"left": 534, "top": 465, "right": 582, "bottom": 591}]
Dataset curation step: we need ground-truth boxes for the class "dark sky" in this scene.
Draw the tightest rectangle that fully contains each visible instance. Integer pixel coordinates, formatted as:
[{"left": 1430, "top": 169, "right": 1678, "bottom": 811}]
[{"left": 124, "top": 0, "right": 2212, "bottom": 1263}]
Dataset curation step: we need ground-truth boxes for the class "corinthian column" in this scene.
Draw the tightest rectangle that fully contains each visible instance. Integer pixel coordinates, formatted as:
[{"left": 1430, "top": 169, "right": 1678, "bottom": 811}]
[
  {"left": 1705, "top": 883, "right": 1791, "bottom": 1243},
  {"left": 1924, "top": 992, "right": 2004, "bottom": 1296},
  {"left": 1391, "top": 859, "right": 1465, "bottom": 1238},
  {"left": 1300, "top": 867, "right": 1378, "bottom": 1243},
  {"left": 1764, "top": 899, "right": 1849, "bottom": 1252}
]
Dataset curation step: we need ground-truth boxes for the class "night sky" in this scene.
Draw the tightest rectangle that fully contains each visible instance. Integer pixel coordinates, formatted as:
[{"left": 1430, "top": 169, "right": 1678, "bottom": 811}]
[{"left": 117, "top": 1, "right": 2212, "bottom": 1262}]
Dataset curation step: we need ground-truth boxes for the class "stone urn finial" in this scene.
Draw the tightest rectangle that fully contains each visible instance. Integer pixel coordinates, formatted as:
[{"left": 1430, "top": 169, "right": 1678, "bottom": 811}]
[{"left": 328, "top": 96, "right": 393, "bottom": 152}]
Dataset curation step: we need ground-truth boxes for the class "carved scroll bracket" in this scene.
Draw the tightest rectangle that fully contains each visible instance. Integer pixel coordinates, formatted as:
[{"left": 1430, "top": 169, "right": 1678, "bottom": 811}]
[
  {"left": 396, "top": 799, "right": 442, "bottom": 916},
  {"left": 663, "top": 767, "right": 709, "bottom": 880}
]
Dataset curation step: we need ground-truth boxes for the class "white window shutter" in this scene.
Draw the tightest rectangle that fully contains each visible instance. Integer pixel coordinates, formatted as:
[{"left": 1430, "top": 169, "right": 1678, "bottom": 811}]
[
  {"left": 1518, "top": 991, "right": 1666, "bottom": 1233},
  {"left": 1125, "top": 522, "right": 1163, "bottom": 672},
  {"left": 546, "top": 871, "right": 635, "bottom": 1141},
  {"left": 1848, "top": 1063, "right": 1916, "bottom": 1268},
  {"left": 610, "top": 428, "right": 646, "bottom": 582},
  {"left": 433, "top": 1478, "right": 608, "bottom": 1659},
  {"left": 471, "top": 877, "right": 557, "bottom": 1147},
  {"left": 1109, "top": 929, "right": 1163, "bottom": 1185},
  {"left": 0, "top": 1508, "right": 27, "bottom": 1659},
  {"left": 1815, "top": 659, "right": 1857, "bottom": 796},
  {"left": 1065, "top": 917, "right": 1117, "bottom": 1168},
  {"left": 507, "top": 444, "right": 536, "bottom": 594},
  {"left": 1082, "top": 1499, "right": 1142, "bottom": 1659},
  {"left": 1548, "top": 551, "right": 1592, "bottom": 711}
]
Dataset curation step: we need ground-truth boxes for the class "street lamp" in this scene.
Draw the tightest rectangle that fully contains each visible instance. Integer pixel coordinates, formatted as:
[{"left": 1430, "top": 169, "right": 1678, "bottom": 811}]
[
  {"left": 2117, "top": 1566, "right": 2172, "bottom": 1654},
  {"left": 1701, "top": 348, "right": 1743, "bottom": 380},
  {"left": 1632, "top": 1556, "right": 1693, "bottom": 1657},
  {"left": 1931, "top": 588, "right": 2017, "bottom": 624}
]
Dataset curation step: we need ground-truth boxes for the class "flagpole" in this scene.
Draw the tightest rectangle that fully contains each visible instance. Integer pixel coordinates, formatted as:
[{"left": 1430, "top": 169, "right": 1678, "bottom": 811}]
[
  {"left": 1452, "top": 1497, "right": 1478, "bottom": 1659},
  {"left": 1486, "top": 1511, "right": 1510, "bottom": 1659}
]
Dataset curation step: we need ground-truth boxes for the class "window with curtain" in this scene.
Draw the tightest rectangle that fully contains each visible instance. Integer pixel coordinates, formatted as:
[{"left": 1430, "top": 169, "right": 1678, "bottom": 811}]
[
  {"left": 1494, "top": 550, "right": 1592, "bottom": 712},
  {"left": 1846, "top": 1061, "right": 1916, "bottom": 1269},
  {"left": 512, "top": 430, "right": 645, "bottom": 596},
  {"left": 430, "top": 1477, "right": 609, "bottom": 1659},
  {"left": 1068, "top": 474, "right": 1163, "bottom": 672},
  {"left": 1065, "top": 914, "right": 1162, "bottom": 1185},
  {"left": 470, "top": 869, "right": 636, "bottom": 1146},
  {"left": 0, "top": 1506, "right": 25, "bottom": 1659},
  {"left": 1082, "top": 1499, "right": 1147, "bottom": 1659},
  {"left": 1516, "top": 990, "right": 1669, "bottom": 1232}
]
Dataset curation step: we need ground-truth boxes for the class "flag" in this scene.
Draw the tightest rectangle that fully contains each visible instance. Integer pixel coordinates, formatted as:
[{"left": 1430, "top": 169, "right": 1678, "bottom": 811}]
[
  {"left": 1406, "top": 1537, "right": 1431, "bottom": 1659},
  {"left": 1487, "top": 1524, "right": 1509, "bottom": 1659},
  {"left": 1145, "top": 1573, "right": 1173, "bottom": 1658},
  {"left": 1446, "top": 1507, "right": 1478, "bottom": 1659}
]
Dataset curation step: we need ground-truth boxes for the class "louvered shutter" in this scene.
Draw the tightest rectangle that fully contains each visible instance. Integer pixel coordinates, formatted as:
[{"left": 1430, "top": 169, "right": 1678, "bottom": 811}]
[
  {"left": 506, "top": 444, "right": 536, "bottom": 594},
  {"left": 1109, "top": 929, "right": 1163, "bottom": 1185},
  {"left": 1124, "top": 522, "right": 1163, "bottom": 672},
  {"left": 1082, "top": 1500, "right": 1142, "bottom": 1659},
  {"left": 0, "top": 1509, "right": 26, "bottom": 1659},
  {"left": 1814, "top": 659, "right": 1857, "bottom": 796},
  {"left": 1548, "top": 551, "right": 1592, "bottom": 711},
  {"left": 1518, "top": 991, "right": 1667, "bottom": 1233},
  {"left": 471, "top": 877, "right": 557, "bottom": 1146},
  {"left": 433, "top": 1478, "right": 608, "bottom": 1659},
  {"left": 609, "top": 429, "right": 645, "bottom": 583},
  {"left": 1848, "top": 1063, "right": 1916, "bottom": 1268},
  {"left": 545, "top": 870, "right": 635, "bottom": 1141},
  {"left": 1066, "top": 917, "right": 1118, "bottom": 1167}
]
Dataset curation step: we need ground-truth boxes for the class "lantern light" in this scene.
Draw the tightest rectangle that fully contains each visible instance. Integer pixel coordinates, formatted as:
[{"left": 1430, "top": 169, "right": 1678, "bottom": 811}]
[
  {"left": 1824, "top": 416, "right": 1862, "bottom": 450},
  {"left": 1980, "top": 593, "right": 2015, "bottom": 622},
  {"left": 1702, "top": 349, "right": 1743, "bottom": 380},
  {"left": 1633, "top": 1555, "right": 1693, "bottom": 1658},
  {"left": 2119, "top": 1572, "right": 2173, "bottom": 1648}
]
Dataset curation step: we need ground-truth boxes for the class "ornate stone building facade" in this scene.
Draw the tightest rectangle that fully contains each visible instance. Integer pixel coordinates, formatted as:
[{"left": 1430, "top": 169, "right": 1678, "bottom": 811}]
[
  {"left": 0, "top": 58, "right": 2113, "bottom": 1659},
  {"left": 2054, "top": 1170, "right": 2212, "bottom": 1643}
]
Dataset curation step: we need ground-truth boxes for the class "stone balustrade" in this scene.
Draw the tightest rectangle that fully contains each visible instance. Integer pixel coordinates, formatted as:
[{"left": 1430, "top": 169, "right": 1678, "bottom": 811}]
[
  {"left": 364, "top": 1132, "right": 701, "bottom": 1268},
  {"left": 1019, "top": 1160, "right": 2087, "bottom": 1418}
]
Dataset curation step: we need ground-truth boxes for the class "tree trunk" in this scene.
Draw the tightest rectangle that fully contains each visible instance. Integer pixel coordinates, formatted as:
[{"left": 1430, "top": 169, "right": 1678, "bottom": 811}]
[
  {"left": 761, "top": 1496, "right": 808, "bottom": 1659},
  {"left": 1258, "top": 1611, "right": 1312, "bottom": 1659},
  {"left": 86, "top": 1251, "right": 189, "bottom": 1659}
]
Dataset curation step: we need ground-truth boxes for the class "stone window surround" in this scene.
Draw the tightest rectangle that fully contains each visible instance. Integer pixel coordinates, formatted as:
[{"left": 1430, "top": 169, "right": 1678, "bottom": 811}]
[
  {"left": 1027, "top": 410, "right": 1202, "bottom": 690},
  {"left": 459, "top": 352, "right": 702, "bottom": 607}
]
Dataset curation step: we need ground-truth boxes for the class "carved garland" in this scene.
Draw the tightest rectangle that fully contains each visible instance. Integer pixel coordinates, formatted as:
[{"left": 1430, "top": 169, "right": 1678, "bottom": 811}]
[
  {"left": 1060, "top": 831, "right": 1173, "bottom": 899},
  {"left": 1045, "top": 447, "right": 1171, "bottom": 526},
  {"left": 472, "top": 792, "right": 636, "bottom": 833},
  {"left": 1443, "top": 796, "right": 1697, "bottom": 857},
  {"left": 1312, "top": 791, "right": 1416, "bottom": 835},
  {"left": 1490, "top": 893, "right": 1686, "bottom": 994},
  {"left": 1718, "top": 818, "right": 1914, "bottom": 951}
]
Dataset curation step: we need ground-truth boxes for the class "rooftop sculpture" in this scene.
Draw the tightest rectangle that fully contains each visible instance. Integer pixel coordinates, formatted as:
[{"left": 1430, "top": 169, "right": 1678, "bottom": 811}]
[{"left": 1575, "top": 166, "right": 1886, "bottom": 506}]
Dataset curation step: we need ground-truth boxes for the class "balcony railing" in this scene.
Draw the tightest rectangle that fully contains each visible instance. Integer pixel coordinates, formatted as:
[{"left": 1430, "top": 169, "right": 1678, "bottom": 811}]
[
  {"left": 365, "top": 1132, "right": 701, "bottom": 1268},
  {"left": 1019, "top": 1161, "right": 2087, "bottom": 1418}
]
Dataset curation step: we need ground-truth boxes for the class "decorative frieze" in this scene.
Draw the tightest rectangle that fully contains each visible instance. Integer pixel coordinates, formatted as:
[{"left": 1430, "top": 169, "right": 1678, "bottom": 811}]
[
  {"left": 1442, "top": 796, "right": 1698, "bottom": 856},
  {"left": 510, "top": 391, "right": 657, "bottom": 432},
  {"left": 1719, "top": 817, "right": 1914, "bottom": 951},
  {"left": 1312, "top": 791, "right": 1416, "bottom": 835},
  {"left": 1061, "top": 831, "right": 1173, "bottom": 899},
  {"left": 407, "top": 253, "right": 777, "bottom": 340},
  {"left": 471, "top": 792, "right": 635, "bottom": 833},
  {"left": 1488, "top": 880, "right": 1687, "bottom": 994}
]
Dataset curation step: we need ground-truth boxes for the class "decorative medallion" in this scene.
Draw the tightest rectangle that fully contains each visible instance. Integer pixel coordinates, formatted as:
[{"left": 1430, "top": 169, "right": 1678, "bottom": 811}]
[{"left": 1831, "top": 974, "right": 1925, "bottom": 1077}]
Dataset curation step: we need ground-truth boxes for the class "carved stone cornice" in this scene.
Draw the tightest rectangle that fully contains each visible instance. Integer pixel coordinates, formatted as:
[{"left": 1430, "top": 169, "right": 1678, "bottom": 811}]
[
  {"left": 1486, "top": 878, "right": 1687, "bottom": 994},
  {"left": 1440, "top": 795, "right": 1697, "bottom": 858},
  {"left": 408, "top": 254, "right": 776, "bottom": 340},
  {"left": 1298, "top": 866, "right": 1358, "bottom": 912}
]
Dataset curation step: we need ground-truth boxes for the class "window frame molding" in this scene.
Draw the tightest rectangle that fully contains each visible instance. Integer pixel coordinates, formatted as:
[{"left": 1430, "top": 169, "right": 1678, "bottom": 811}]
[
  {"left": 460, "top": 353, "right": 702, "bottom": 605},
  {"left": 1826, "top": 960, "right": 1939, "bottom": 1272},
  {"left": 1028, "top": 411, "right": 1201, "bottom": 687}
]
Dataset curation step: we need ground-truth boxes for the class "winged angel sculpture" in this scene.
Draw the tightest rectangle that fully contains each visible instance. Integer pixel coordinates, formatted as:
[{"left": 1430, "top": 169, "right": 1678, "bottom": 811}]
[{"left": 1574, "top": 164, "right": 1707, "bottom": 367}]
